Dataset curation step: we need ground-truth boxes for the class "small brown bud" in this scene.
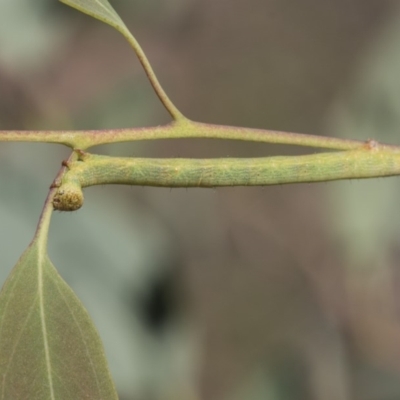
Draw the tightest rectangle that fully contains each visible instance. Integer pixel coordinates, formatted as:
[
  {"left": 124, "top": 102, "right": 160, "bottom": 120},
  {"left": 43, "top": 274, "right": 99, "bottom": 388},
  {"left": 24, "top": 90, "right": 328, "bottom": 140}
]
[{"left": 53, "top": 183, "right": 84, "bottom": 211}]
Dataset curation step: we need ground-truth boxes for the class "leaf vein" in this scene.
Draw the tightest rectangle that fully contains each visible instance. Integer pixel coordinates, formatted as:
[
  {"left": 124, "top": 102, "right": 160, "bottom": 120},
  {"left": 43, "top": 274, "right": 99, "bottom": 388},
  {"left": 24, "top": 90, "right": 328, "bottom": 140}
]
[
  {"left": 53, "top": 277, "right": 104, "bottom": 398},
  {"left": 38, "top": 256, "right": 55, "bottom": 400},
  {"left": 1, "top": 295, "right": 39, "bottom": 400}
]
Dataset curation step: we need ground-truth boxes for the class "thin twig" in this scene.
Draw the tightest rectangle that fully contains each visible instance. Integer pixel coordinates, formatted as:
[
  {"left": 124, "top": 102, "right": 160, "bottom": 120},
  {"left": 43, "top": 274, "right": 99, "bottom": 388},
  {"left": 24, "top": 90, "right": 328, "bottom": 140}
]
[{"left": 0, "top": 120, "right": 390, "bottom": 151}]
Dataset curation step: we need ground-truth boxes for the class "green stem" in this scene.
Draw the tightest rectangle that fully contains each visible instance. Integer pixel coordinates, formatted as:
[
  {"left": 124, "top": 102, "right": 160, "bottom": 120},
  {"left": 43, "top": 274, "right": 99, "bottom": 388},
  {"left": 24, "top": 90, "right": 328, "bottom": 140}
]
[
  {"left": 35, "top": 151, "right": 78, "bottom": 237},
  {"left": 120, "top": 30, "right": 186, "bottom": 121},
  {"left": 53, "top": 145, "right": 400, "bottom": 210},
  {"left": 59, "top": 0, "right": 185, "bottom": 121},
  {"left": 0, "top": 120, "right": 389, "bottom": 151},
  {"left": 34, "top": 190, "right": 55, "bottom": 253}
]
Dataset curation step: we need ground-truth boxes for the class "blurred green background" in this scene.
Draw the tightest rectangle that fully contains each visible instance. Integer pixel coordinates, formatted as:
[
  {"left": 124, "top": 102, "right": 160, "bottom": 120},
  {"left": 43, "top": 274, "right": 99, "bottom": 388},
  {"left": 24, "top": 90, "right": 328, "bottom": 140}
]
[{"left": 1, "top": 0, "right": 400, "bottom": 399}]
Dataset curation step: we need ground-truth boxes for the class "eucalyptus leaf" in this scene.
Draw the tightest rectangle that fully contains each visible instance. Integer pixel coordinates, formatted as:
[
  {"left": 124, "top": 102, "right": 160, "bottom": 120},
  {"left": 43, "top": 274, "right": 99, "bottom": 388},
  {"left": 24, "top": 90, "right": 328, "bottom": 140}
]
[
  {"left": 0, "top": 238, "right": 118, "bottom": 399},
  {"left": 59, "top": 0, "right": 128, "bottom": 33}
]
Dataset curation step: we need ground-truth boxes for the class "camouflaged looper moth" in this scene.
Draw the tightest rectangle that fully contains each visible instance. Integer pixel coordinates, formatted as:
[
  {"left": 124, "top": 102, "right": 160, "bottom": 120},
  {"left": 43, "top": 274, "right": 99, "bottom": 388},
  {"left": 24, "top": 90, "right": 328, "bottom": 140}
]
[{"left": 53, "top": 183, "right": 84, "bottom": 211}]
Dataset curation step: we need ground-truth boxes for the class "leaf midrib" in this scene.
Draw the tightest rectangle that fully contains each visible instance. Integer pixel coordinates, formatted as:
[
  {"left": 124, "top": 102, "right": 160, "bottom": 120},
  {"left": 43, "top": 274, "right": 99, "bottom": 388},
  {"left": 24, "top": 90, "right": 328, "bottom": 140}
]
[{"left": 38, "top": 249, "right": 55, "bottom": 400}]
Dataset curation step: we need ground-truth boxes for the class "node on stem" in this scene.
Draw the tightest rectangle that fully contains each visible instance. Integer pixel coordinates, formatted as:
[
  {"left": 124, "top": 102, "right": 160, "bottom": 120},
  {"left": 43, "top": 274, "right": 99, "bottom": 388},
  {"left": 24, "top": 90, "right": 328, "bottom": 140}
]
[{"left": 53, "top": 182, "right": 84, "bottom": 211}]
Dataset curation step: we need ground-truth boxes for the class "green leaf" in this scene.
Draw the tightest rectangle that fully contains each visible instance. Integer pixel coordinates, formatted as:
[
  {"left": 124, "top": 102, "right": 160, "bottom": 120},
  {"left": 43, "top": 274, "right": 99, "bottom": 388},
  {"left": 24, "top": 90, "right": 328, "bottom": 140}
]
[
  {"left": 59, "top": 0, "right": 128, "bottom": 33},
  {"left": 0, "top": 238, "right": 118, "bottom": 399}
]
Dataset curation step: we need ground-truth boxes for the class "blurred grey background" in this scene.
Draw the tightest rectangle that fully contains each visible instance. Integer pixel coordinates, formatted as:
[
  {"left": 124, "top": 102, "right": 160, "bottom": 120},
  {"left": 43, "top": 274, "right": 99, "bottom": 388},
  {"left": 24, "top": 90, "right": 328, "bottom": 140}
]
[{"left": 1, "top": 0, "right": 400, "bottom": 399}]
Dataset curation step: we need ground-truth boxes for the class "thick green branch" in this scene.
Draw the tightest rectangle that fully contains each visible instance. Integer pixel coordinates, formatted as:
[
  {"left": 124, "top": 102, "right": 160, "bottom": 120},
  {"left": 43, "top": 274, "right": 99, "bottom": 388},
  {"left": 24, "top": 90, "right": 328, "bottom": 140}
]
[
  {"left": 0, "top": 120, "right": 386, "bottom": 151},
  {"left": 53, "top": 144, "right": 400, "bottom": 210}
]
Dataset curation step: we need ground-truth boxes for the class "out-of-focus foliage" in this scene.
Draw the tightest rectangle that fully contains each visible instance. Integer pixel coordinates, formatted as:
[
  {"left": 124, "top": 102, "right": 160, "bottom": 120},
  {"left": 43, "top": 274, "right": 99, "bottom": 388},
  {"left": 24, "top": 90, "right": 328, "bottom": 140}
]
[
  {"left": 328, "top": 3, "right": 400, "bottom": 267},
  {"left": 325, "top": 4, "right": 400, "bottom": 398},
  {"left": 0, "top": 0, "right": 70, "bottom": 72}
]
